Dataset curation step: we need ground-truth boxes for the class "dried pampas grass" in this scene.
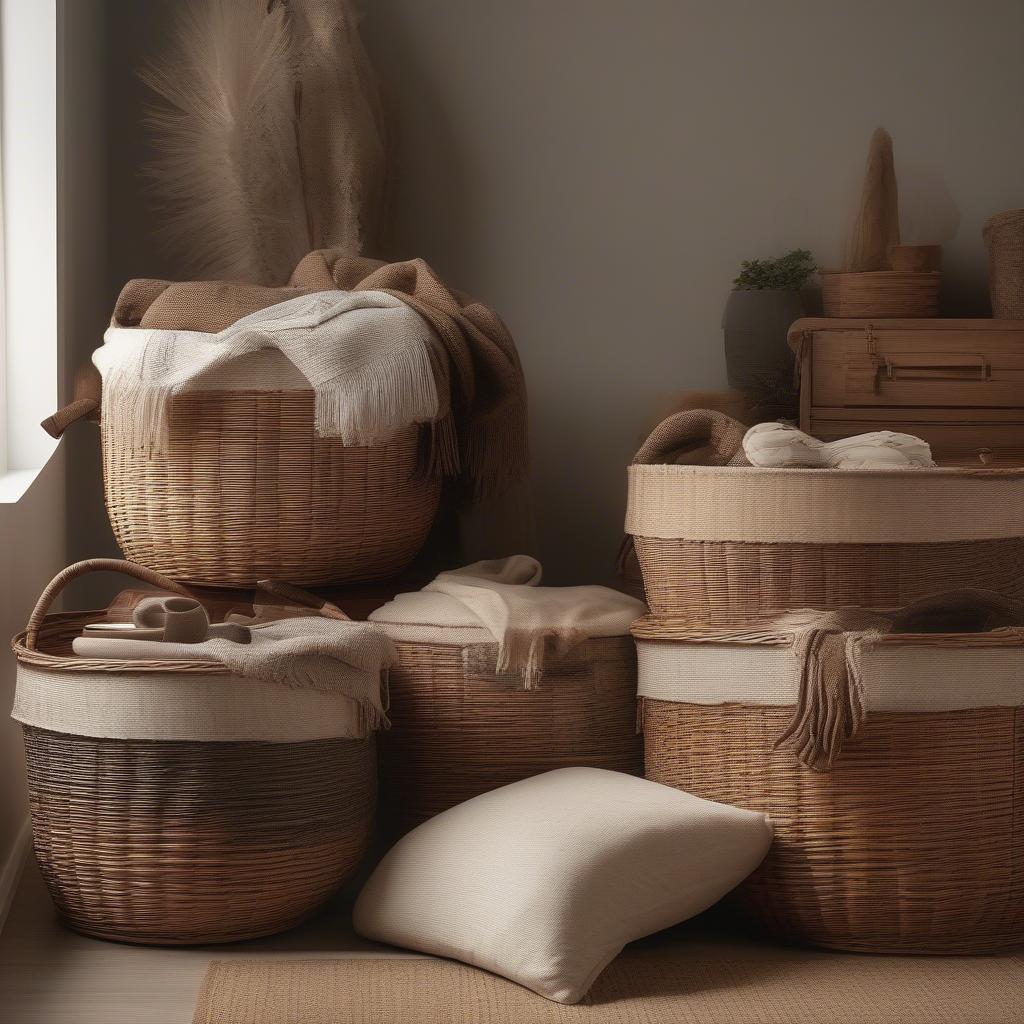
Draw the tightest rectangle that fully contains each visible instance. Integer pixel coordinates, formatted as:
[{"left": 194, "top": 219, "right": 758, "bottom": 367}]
[
  {"left": 844, "top": 128, "right": 900, "bottom": 272},
  {"left": 143, "top": 0, "right": 385, "bottom": 285},
  {"left": 287, "top": 0, "right": 387, "bottom": 256}
]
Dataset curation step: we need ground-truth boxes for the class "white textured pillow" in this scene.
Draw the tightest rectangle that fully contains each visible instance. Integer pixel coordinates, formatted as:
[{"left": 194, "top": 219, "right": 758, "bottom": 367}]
[{"left": 353, "top": 767, "right": 772, "bottom": 1004}]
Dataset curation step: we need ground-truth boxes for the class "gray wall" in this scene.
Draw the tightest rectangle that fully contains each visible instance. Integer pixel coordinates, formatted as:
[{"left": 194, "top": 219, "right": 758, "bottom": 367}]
[{"left": 75, "top": 0, "right": 1024, "bottom": 584}]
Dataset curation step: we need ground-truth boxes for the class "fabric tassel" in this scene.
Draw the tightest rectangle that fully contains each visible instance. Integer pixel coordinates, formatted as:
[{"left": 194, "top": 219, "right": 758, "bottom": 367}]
[
  {"left": 313, "top": 334, "right": 439, "bottom": 446},
  {"left": 773, "top": 610, "right": 887, "bottom": 771}
]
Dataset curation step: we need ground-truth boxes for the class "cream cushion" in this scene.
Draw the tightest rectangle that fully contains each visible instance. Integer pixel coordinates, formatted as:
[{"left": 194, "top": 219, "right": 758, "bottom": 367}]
[{"left": 353, "top": 767, "right": 772, "bottom": 1004}]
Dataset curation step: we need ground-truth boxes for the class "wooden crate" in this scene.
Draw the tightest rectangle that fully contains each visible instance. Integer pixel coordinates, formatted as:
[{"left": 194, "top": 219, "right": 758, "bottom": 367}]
[{"left": 789, "top": 318, "right": 1024, "bottom": 466}]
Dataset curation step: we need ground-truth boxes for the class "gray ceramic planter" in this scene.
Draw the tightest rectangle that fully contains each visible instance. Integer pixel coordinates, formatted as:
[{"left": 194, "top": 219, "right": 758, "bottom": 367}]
[{"left": 721, "top": 288, "right": 805, "bottom": 391}]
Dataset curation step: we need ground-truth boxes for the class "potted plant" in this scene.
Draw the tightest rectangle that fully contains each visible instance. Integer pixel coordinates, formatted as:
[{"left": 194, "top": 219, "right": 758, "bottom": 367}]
[{"left": 722, "top": 249, "right": 815, "bottom": 400}]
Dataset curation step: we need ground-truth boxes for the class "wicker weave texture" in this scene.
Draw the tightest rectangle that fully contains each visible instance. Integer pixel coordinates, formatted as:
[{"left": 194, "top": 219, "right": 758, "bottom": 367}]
[
  {"left": 379, "top": 636, "right": 643, "bottom": 834},
  {"left": 983, "top": 209, "right": 1024, "bottom": 319},
  {"left": 635, "top": 535, "right": 1024, "bottom": 623},
  {"left": 642, "top": 699, "right": 1024, "bottom": 953},
  {"left": 102, "top": 389, "right": 440, "bottom": 587},
  {"left": 13, "top": 561, "right": 379, "bottom": 946},
  {"left": 23, "top": 727, "right": 376, "bottom": 945},
  {"left": 820, "top": 272, "right": 941, "bottom": 318}
]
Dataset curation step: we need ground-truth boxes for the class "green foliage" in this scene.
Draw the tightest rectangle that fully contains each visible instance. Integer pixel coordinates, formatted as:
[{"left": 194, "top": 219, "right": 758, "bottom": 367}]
[{"left": 733, "top": 249, "right": 816, "bottom": 290}]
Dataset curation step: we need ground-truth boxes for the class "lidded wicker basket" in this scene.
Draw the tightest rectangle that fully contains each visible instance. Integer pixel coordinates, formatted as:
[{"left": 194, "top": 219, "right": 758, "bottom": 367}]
[
  {"left": 376, "top": 631, "right": 643, "bottom": 835},
  {"left": 633, "top": 615, "right": 1024, "bottom": 954},
  {"left": 11, "top": 560, "right": 380, "bottom": 946},
  {"left": 625, "top": 410, "right": 1024, "bottom": 623}
]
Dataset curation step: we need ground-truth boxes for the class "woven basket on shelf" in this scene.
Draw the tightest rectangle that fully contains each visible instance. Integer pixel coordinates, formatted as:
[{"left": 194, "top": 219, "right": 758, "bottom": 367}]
[
  {"left": 11, "top": 559, "right": 379, "bottom": 946},
  {"left": 625, "top": 410, "right": 1024, "bottom": 623},
  {"left": 820, "top": 271, "right": 940, "bottom": 317},
  {"left": 633, "top": 616, "right": 1024, "bottom": 954},
  {"left": 983, "top": 209, "right": 1024, "bottom": 318},
  {"left": 378, "top": 634, "right": 643, "bottom": 835}
]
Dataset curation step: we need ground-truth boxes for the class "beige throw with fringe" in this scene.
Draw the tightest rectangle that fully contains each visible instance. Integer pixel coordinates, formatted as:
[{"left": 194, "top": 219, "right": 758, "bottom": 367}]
[
  {"left": 369, "top": 556, "right": 646, "bottom": 689},
  {"left": 72, "top": 617, "right": 395, "bottom": 736},
  {"left": 771, "top": 590, "right": 1024, "bottom": 770},
  {"left": 107, "top": 252, "right": 528, "bottom": 499},
  {"left": 95, "top": 290, "right": 439, "bottom": 452}
]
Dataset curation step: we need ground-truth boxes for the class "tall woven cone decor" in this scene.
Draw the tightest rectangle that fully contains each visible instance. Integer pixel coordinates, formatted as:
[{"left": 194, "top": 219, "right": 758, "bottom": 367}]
[
  {"left": 12, "top": 560, "right": 379, "bottom": 945},
  {"left": 822, "top": 128, "right": 940, "bottom": 318},
  {"left": 633, "top": 617, "right": 1024, "bottom": 954},
  {"left": 625, "top": 410, "right": 1024, "bottom": 624},
  {"left": 378, "top": 635, "right": 643, "bottom": 836}
]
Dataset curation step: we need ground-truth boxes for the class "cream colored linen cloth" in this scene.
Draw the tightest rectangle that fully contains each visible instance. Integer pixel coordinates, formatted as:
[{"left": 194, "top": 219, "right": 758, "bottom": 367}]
[
  {"left": 72, "top": 617, "right": 395, "bottom": 735},
  {"left": 93, "top": 289, "right": 440, "bottom": 452},
  {"left": 369, "top": 556, "right": 646, "bottom": 688}
]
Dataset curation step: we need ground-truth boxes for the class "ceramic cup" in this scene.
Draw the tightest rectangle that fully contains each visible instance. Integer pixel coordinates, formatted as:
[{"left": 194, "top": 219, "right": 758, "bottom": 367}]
[{"left": 133, "top": 596, "right": 210, "bottom": 643}]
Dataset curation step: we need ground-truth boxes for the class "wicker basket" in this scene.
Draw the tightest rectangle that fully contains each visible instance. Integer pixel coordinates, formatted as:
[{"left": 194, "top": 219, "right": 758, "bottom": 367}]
[
  {"left": 820, "top": 271, "right": 941, "bottom": 317},
  {"left": 983, "top": 209, "right": 1024, "bottom": 318},
  {"left": 633, "top": 617, "right": 1024, "bottom": 954},
  {"left": 378, "top": 634, "right": 643, "bottom": 835},
  {"left": 626, "top": 411, "right": 1024, "bottom": 623},
  {"left": 12, "top": 560, "right": 379, "bottom": 945},
  {"left": 77, "top": 349, "right": 441, "bottom": 588}
]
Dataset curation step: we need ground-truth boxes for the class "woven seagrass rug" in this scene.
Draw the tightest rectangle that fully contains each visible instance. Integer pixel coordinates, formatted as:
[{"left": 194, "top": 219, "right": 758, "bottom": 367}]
[{"left": 193, "top": 949, "right": 1024, "bottom": 1023}]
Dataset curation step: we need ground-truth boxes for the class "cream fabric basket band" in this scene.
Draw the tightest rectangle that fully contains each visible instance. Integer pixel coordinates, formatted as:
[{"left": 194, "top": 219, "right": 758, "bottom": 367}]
[
  {"left": 12, "top": 663, "right": 370, "bottom": 743},
  {"left": 635, "top": 638, "right": 1024, "bottom": 711},
  {"left": 625, "top": 464, "right": 1024, "bottom": 543}
]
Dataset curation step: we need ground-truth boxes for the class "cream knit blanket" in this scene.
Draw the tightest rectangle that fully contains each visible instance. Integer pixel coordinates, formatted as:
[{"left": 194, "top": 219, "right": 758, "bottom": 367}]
[
  {"left": 73, "top": 617, "right": 395, "bottom": 738},
  {"left": 93, "top": 290, "right": 441, "bottom": 451},
  {"left": 369, "top": 556, "right": 647, "bottom": 688}
]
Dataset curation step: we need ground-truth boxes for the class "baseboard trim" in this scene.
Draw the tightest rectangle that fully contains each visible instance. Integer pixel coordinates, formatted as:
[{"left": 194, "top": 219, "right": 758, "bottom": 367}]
[{"left": 0, "top": 818, "right": 31, "bottom": 935}]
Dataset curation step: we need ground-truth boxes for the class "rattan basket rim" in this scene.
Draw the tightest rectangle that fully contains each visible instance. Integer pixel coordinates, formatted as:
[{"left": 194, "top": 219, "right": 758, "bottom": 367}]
[
  {"left": 630, "top": 614, "right": 1024, "bottom": 648},
  {"left": 628, "top": 462, "right": 1024, "bottom": 480},
  {"left": 13, "top": 610, "right": 229, "bottom": 674}
]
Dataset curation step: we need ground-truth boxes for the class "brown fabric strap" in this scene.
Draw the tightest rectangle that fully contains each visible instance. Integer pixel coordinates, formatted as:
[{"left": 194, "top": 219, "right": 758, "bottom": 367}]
[
  {"left": 40, "top": 363, "right": 102, "bottom": 437},
  {"left": 632, "top": 409, "right": 747, "bottom": 467}
]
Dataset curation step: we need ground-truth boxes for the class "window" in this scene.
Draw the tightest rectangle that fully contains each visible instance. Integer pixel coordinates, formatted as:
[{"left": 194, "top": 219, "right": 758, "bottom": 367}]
[{"left": 0, "top": 0, "right": 57, "bottom": 499}]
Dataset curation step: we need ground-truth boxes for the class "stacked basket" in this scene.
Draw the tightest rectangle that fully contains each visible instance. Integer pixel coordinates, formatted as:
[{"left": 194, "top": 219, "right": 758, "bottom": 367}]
[
  {"left": 15, "top": 280, "right": 453, "bottom": 945},
  {"left": 625, "top": 409, "right": 1024, "bottom": 954},
  {"left": 12, "top": 560, "right": 381, "bottom": 945},
  {"left": 376, "top": 632, "right": 642, "bottom": 835}
]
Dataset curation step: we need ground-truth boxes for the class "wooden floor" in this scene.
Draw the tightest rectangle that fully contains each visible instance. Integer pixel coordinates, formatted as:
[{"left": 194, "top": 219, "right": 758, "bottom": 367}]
[{"left": 3, "top": 858, "right": 1023, "bottom": 1024}]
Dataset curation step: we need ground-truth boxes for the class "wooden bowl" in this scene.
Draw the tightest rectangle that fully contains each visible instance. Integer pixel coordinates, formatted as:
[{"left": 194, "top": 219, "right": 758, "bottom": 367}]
[
  {"left": 888, "top": 245, "right": 942, "bottom": 273},
  {"left": 821, "top": 271, "right": 941, "bottom": 318}
]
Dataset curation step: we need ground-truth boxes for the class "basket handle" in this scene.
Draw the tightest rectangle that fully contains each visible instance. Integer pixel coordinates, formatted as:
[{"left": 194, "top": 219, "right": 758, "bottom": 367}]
[
  {"left": 631, "top": 409, "right": 747, "bottom": 466},
  {"left": 41, "top": 363, "right": 103, "bottom": 439},
  {"left": 25, "top": 559, "right": 194, "bottom": 650},
  {"left": 256, "top": 579, "right": 350, "bottom": 621}
]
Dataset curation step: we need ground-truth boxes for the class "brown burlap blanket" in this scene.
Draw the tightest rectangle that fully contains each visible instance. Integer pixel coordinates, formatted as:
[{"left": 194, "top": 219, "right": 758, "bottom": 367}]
[{"left": 55, "top": 251, "right": 527, "bottom": 501}]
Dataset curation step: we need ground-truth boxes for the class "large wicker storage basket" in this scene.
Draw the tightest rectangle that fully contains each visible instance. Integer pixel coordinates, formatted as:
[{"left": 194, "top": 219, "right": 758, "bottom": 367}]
[
  {"left": 633, "top": 617, "right": 1024, "bottom": 954},
  {"left": 626, "top": 411, "right": 1024, "bottom": 623},
  {"left": 98, "top": 350, "right": 440, "bottom": 587},
  {"left": 12, "top": 560, "right": 379, "bottom": 945},
  {"left": 378, "top": 633, "right": 643, "bottom": 834}
]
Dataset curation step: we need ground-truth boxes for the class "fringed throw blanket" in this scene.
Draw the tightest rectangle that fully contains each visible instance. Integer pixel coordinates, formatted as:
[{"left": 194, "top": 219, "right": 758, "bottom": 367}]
[
  {"left": 105, "top": 251, "right": 528, "bottom": 499},
  {"left": 73, "top": 617, "right": 395, "bottom": 738},
  {"left": 369, "top": 556, "right": 647, "bottom": 689},
  {"left": 770, "top": 590, "right": 1024, "bottom": 770},
  {"left": 95, "top": 290, "right": 440, "bottom": 452}
]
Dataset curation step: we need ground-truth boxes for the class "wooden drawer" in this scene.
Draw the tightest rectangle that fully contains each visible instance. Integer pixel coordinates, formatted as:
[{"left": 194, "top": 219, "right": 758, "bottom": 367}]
[{"left": 791, "top": 318, "right": 1024, "bottom": 465}]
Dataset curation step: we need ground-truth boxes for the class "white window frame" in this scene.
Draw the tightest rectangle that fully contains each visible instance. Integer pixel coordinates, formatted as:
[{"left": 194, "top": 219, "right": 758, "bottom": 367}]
[{"left": 0, "top": 0, "right": 58, "bottom": 501}]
